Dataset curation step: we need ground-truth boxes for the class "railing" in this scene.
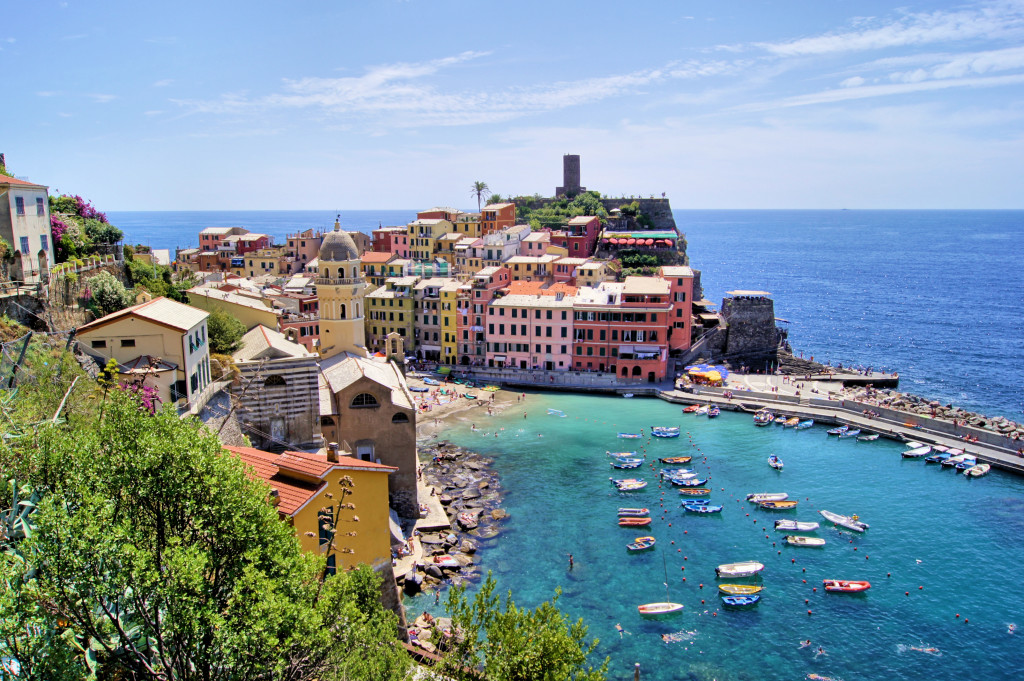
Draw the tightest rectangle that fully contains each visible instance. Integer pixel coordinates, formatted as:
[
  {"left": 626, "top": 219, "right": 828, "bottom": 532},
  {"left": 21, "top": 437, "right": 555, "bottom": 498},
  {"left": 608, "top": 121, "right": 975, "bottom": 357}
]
[{"left": 315, "top": 276, "right": 362, "bottom": 286}]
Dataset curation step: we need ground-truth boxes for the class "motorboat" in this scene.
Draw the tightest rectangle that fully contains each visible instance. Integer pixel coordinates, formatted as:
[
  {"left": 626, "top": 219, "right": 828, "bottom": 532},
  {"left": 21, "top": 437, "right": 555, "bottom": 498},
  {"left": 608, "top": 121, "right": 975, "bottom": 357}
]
[
  {"left": 823, "top": 579, "right": 871, "bottom": 593},
  {"left": 827, "top": 425, "right": 849, "bottom": 436},
  {"left": 716, "top": 561, "right": 765, "bottom": 578},
  {"left": 955, "top": 457, "right": 979, "bottom": 472},
  {"left": 618, "top": 432, "right": 642, "bottom": 439},
  {"left": 965, "top": 463, "right": 991, "bottom": 477},
  {"left": 652, "top": 429, "right": 681, "bottom": 438},
  {"left": 721, "top": 595, "right": 760, "bottom": 606},
  {"left": 611, "top": 477, "right": 647, "bottom": 491},
  {"left": 857, "top": 433, "right": 880, "bottom": 441},
  {"left": 617, "top": 507, "right": 650, "bottom": 517},
  {"left": 768, "top": 454, "right": 784, "bottom": 470},
  {"left": 670, "top": 477, "right": 709, "bottom": 487},
  {"left": 775, "top": 519, "right": 819, "bottom": 532},
  {"left": 638, "top": 602, "right": 684, "bottom": 616},
  {"left": 684, "top": 503, "right": 723, "bottom": 513},
  {"left": 782, "top": 417, "right": 800, "bottom": 427},
  {"left": 627, "top": 536, "right": 656, "bottom": 551},
  {"left": 819, "top": 509, "right": 869, "bottom": 532},
  {"left": 683, "top": 405, "right": 700, "bottom": 413},
  {"left": 942, "top": 453, "right": 971, "bottom": 468},
  {"left": 608, "top": 450, "right": 638, "bottom": 458},
  {"left": 659, "top": 456, "right": 693, "bottom": 464},
  {"left": 610, "top": 458, "right": 644, "bottom": 469},
  {"left": 695, "top": 406, "right": 710, "bottom": 416},
  {"left": 838, "top": 429, "right": 862, "bottom": 439},
  {"left": 707, "top": 406, "right": 721, "bottom": 418},
  {"left": 901, "top": 445, "right": 932, "bottom": 458},
  {"left": 678, "top": 487, "right": 711, "bottom": 496},
  {"left": 785, "top": 535, "right": 826, "bottom": 547},
  {"left": 759, "top": 499, "right": 798, "bottom": 510},
  {"left": 718, "top": 584, "right": 763, "bottom": 595},
  {"left": 795, "top": 420, "right": 815, "bottom": 430},
  {"left": 925, "top": 451, "right": 952, "bottom": 463},
  {"left": 652, "top": 426, "right": 680, "bottom": 433},
  {"left": 618, "top": 517, "right": 652, "bottom": 527},
  {"left": 746, "top": 492, "right": 788, "bottom": 502}
]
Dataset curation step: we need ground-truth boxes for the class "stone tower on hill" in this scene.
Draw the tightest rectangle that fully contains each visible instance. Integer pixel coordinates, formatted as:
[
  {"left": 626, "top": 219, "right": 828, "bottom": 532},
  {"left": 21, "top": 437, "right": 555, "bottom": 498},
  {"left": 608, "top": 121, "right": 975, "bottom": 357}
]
[
  {"left": 556, "top": 154, "right": 586, "bottom": 198},
  {"left": 316, "top": 217, "right": 367, "bottom": 359}
]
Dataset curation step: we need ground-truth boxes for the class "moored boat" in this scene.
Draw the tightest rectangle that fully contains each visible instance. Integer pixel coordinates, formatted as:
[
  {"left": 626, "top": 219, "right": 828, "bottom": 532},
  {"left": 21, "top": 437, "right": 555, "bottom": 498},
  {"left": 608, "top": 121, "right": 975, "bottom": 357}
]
[
  {"left": 795, "top": 419, "right": 815, "bottom": 430},
  {"left": 759, "top": 499, "right": 798, "bottom": 510},
  {"left": 627, "top": 536, "right": 656, "bottom": 551},
  {"left": 721, "top": 595, "right": 760, "bottom": 606},
  {"left": 965, "top": 463, "right": 991, "bottom": 477},
  {"left": 782, "top": 416, "right": 800, "bottom": 427},
  {"left": 618, "top": 516, "right": 652, "bottom": 527},
  {"left": 611, "top": 477, "right": 648, "bottom": 491},
  {"left": 718, "top": 584, "right": 763, "bottom": 595},
  {"left": 684, "top": 503, "right": 723, "bottom": 513},
  {"left": 695, "top": 405, "right": 709, "bottom": 416},
  {"left": 955, "top": 457, "right": 978, "bottom": 471},
  {"left": 901, "top": 445, "right": 932, "bottom": 458},
  {"left": 617, "top": 507, "right": 650, "bottom": 517},
  {"left": 768, "top": 454, "right": 784, "bottom": 470},
  {"left": 924, "top": 451, "right": 952, "bottom": 463},
  {"left": 746, "top": 492, "right": 788, "bottom": 502},
  {"left": 651, "top": 430, "right": 681, "bottom": 438},
  {"left": 683, "top": 404, "right": 700, "bottom": 413},
  {"left": 857, "top": 433, "right": 880, "bottom": 441},
  {"left": 671, "top": 477, "right": 709, "bottom": 487},
  {"left": 827, "top": 425, "right": 849, "bottom": 436},
  {"left": 753, "top": 410, "right": 775, "bottom": 426},
  {"left": 637, "top": 602, "right": 684, "bottom": 617},
  {"left": 707, "top": 406, "right": 721, "bottom": 418},
  {"left": 610, "top": 458, "right": 644, "bottom": 469},
  {"left": 652, "top": 425, "right": 680, "bottom": 433},
  {"left": 823, "top": 579, "right": 871, "bottom": 593},
  {"left": 716, "top": 561, "right": 765, "bottom": 578},
  {"left": 838, "top": 429, "right": 861, "bottom": 439},
  {"left": 546, "top": 408, "right": 566, "bottom": 417},
  {"left": 618, "top": 432, "right": 642, "bottom": 439},
  {"left": 775, "top": 519, "right": 820, "bottom": 532},
  {"left": 659, "top": 456, "right": 692, "bottom": 464},
  {"left": 819, "top": 509, "right": 869, "bottom": 532},
  {"left": 785, "top": 535, "right": 826, "bottom": 547},
  {"left": 678, "top": 487, "right": 712, "bottom": 496},
  {"left": 942, "top": 453, "right": 970, "bottom": 468},
  {"left": 608, "top": 450, "right": 638, "bottom": 458}
]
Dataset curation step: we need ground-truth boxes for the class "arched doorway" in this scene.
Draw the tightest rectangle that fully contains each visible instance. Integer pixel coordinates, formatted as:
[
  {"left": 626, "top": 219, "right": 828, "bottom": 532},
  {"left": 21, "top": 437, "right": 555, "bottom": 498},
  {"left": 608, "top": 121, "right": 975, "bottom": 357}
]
[{"left": 631, "top": 366, "right": 641, "bottom": 377}]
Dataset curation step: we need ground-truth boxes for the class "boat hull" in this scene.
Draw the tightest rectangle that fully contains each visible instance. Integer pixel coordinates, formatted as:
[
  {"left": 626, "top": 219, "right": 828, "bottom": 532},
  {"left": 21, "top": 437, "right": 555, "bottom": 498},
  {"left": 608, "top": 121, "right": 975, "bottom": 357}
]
[
  {"left": 819, "top": 509, "right": 869, "bottom": 532},
  {"left": 718, "top": 584, "right": 763, "bottom": 595},
  {"left": 638, "top": 602, "right": 684, "bottom": 617},
  {"left": 716, "top": 562, "right": 765, "bottom": 578},
  {"left": 823, "top": 580, "right": 871, "bottom": 593}
]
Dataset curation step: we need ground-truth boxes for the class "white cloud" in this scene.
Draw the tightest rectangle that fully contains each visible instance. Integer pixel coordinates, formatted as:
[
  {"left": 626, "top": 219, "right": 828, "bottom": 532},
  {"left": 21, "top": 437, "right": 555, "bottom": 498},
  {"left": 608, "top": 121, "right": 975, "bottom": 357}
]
[
  {"left": 840, "top": 76, "right": 866, "bottom": 88},
  {"left": 88, "top": 94, "right": 117, "bottom": 104},
  {"left": 152, "top": 79, "right": 173, "bottom": 88}
]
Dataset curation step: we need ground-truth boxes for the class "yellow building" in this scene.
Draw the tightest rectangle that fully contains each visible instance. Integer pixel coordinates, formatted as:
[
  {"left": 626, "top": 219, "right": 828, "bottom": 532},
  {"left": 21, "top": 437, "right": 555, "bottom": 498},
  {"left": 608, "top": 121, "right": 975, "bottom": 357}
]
[
  {"left": 228, "top": 445, "right": 395, "bottom": 572},
  {"left": 574, "top": 261, "right": 616, "bottom": 287},
  {"left": 365, "top": 276, "right": 417, "bottom": 354},
  {"left": 239, "top": 246, "right": 288, "bottom": 278},
  {"left": 317, "top": 220, "right": 368, "bottom": 359},
  {"left": 406, "top": 218, "right": 452, "bottom": 261},
  {"left": 187, "top": 286, "right": 280, "bottom": 331},
  {"left": 75, "top": 296, "right": 213, "bottom": 413},
  {"left": 453, "top": 212, "right": 481, "bottom": 238},
  {"left": 434, "top": 232, "right": 463, "bottom": 267},
  {"left": 439, "top": 279, "right": 463, "bottom": 365},
  {"left": 360, "top": 251, "right": 397, "bottom": 290}
]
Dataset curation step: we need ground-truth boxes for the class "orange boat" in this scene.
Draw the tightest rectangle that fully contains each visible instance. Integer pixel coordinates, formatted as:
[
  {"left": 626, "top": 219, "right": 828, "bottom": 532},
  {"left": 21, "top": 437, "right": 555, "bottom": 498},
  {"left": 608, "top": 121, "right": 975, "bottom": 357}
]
[
  {"left": 660, "top": 456, "right": 693, "bottom": 464},
  {"left": 678, "top": 487, "right": 711, "bottom": 496},
  {"left": 823, "top": 579, "right": 871, "bottom": 593},
  {"left": 619, "top": 517, "right": 653, "bottom": 527}
]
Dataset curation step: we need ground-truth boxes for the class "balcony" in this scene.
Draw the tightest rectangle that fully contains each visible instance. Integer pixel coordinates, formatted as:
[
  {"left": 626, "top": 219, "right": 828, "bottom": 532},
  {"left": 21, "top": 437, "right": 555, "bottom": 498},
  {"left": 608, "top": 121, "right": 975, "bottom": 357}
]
[{"left": 316, "top": 276, "right": 363, "bottom": 286}]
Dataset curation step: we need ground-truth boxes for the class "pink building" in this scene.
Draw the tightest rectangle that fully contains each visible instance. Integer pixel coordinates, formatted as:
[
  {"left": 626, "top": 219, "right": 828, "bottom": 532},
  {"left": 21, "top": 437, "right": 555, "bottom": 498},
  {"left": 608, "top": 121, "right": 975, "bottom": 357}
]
[
  {"left": 456, "top": 266, "right": 509, "bottom": 366},
  {"left": 548, "top": 215, "right": 601, "bottom": 258},
  {"left": 521, "top": 231, "right": 551, "bottom": 256},
  {"left": 286, "top": 229, "right": 324, "bottom": 269},
  {"left": 659, "top": 266, "right": 695, "bottom": 353},
  {"left": 485, "top": 283, "right": 576, "bottom": 371}
]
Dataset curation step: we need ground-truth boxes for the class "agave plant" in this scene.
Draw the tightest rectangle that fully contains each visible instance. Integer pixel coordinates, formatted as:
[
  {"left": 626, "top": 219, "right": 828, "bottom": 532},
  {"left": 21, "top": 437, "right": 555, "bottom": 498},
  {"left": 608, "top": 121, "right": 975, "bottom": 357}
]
[{"left": 1, "top": 478, "right": 39, "bottom": 551}]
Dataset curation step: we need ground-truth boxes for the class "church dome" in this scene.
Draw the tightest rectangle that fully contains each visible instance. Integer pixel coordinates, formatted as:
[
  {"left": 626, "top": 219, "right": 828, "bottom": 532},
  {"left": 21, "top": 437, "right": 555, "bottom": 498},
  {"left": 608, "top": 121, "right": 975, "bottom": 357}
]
[{"left": 318, "top": 219, "right": 360, "bottom": 262}]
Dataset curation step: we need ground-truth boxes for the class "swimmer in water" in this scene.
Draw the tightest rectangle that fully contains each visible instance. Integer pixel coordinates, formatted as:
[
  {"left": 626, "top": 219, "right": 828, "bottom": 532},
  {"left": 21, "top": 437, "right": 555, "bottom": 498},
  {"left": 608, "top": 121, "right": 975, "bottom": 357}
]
[
  {"left": 1009, "top": 623, "right": 1017, "bottom": 634},
  {"left": 909, "top": 646, "right": 941, "bottom": 656},
  {"left": 816, "top": 646, "right": 827, "bottom": 657},
  {"left": 615, "top": 623, "right": 625, "bottom": 638},
  {"left": 799, "top": 639, "right": 813, "bottom": 648}
]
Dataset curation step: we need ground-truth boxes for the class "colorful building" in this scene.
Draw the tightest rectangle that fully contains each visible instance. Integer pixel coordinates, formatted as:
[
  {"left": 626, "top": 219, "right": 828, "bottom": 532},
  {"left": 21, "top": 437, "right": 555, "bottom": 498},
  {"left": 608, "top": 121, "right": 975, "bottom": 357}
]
[
  {"left": 360, "top": 251, "right": 397, "bottom": 290},
  {"left": 480, "top": 202, "right": 516, "bottom": 236},
  {"left": 453, "top": 212, "right": 481, "bottom": 238},
  {"left": 406, "top": 219, "right": 452, "bottom": 261},
  {"left": 0, "top": 173, "right": 53, "bottom": 283},
  {"left": 285, "top": 229, "right": 324, "bottom": 271},
  {"left": 365, "top": 276, "right": 417, "bottom": 354},
  {"left": 548, "top": 215, "right": 601, "bottom": 258},
  {"left": 456, "top": 266, "right": 509, "bottom": 367},
  {"left": 439, "top": 279, "right": 462, "bottom": 365},
  {"left": 485, "top": 286, "right": 576, "bottom": 370},
  {"left": 659, "top": 265, "right": 695, "bottom": 353}
]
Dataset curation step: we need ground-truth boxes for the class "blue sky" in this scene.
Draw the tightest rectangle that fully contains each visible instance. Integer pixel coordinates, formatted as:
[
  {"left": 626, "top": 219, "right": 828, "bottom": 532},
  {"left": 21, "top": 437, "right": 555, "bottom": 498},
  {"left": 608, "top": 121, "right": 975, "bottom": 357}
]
[{"left": 3, "top": 0, "right": 1024, "bottom": 209}]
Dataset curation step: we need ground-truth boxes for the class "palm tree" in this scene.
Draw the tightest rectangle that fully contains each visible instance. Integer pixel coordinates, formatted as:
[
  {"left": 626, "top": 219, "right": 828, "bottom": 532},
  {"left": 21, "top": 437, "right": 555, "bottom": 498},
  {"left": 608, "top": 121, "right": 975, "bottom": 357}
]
[{"left": 470, "top": 181, "right": 490, "bottom": 212}]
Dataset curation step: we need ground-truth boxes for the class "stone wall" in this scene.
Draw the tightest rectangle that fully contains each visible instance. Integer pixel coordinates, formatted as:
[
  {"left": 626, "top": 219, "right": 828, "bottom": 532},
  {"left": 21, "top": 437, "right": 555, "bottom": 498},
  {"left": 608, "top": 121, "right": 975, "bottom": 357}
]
[
  {"left": 721, "top": 295, "right": 780, "bottom": 364},
  {"left": 599, "top": 198, "right": 678, "bottom": 233}
]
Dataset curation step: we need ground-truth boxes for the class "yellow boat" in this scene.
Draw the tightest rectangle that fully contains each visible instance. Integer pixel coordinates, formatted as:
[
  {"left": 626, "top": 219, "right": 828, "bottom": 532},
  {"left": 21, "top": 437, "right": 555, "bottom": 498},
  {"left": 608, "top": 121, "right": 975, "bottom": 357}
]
[
  {"left": 759, "top": 499, "right": 799, "bottom": 510},
  {"left": 678, "top": 487, "right": 711, "bottom": 496},
  {"left": 718, "top": 584, "right": 764, "bottom": 596}
]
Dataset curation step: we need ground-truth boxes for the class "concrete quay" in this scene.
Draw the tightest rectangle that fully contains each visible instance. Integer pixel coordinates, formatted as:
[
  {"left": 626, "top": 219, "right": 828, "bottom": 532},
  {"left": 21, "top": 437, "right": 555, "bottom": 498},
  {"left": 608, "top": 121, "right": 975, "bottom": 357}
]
[{"left": 659, "top": 385, "right": 1024, "bottom": 476}]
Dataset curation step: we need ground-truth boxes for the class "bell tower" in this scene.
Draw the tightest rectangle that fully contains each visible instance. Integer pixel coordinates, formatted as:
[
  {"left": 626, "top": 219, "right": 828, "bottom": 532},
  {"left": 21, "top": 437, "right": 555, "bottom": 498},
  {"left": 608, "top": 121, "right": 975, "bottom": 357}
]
[{"left": 317, "top": 217, "right": 367, "bottom": 359}]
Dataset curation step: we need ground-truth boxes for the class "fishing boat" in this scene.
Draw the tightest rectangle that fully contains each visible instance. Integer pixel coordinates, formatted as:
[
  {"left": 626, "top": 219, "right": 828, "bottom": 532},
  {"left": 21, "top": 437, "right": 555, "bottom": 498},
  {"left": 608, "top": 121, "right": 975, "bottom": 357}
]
[
  {"left": 695, "top": 405, "right": 709, "bottom": 416},
  {"left": 942, "top": 453, "right": 971, "bottom": 468},
  {"left": 768, "top": 454, "right": 784, "bottom": 470},
  {"left": 708, "top": 406, "right": 721, "bottom": 418},
  {"left": 753, "top": 410, "right": 775, "bottom": 426},
  {"left": 678, "top": 487, "right": 711, "bottom": 496},
  {"left": 618, "top": 507, "right": 650, "bottom": 517},
  {"left": 827, "top": 425, "right": 849, "bottom": 436},
  {"left": 547, "top": 408, "right": 566, "bottom": 417},
  {"left": 618, "top": 432, "right": 642, "bottom": 439},
  {"left": 610, "top": 458, "right": 644, "bottom": 469},
  {"left": 716, "top": 561, "right": 765, "bottom": 578},
  {"left": 638, "top": 553, "right": 684, "bottom": 617},
  {"left": 857, "top": 433, "right": 880, "bottom": 441},
  {"left": 924, "top": 451, "right": 952, "bottom": 464},
  {"left": 652, "top": 426, "right": 680, "bottom": 433},
  {"left": 965, "top": 463, "right": 991, "bottom": 477},
  {"left": 681, "top": 499, "right": 710, "bottom": 505},
  {"left": 782, "top": 416, "right": 800, "bottom": 427},
  {"left": 684, "top": 503, "right": 723, "bottom": 513},
  {"left": 670, "top": 477, "right": 709, "bottom": 487},
  {"left": 682, "top": 404, "right": 700, "bottom": 413},
  {"left": 955, "top": 457, "right": 978, "bottom": 472},
  {"left": 746, "top": 492, "right": 788, "bottom": 502},
  {"left": 718, "top": 584, "right": 763, "bottom": 595},
  {"left": 660, "top": 470, "right": 696, "bottom": 480},
  {"left": 608, "top": 450, "right": 638, "bottom": 458},
  {"left": 659, "top": 456, "right": 692, "bottom": 464},
  {"left": 901, "top": 445, "right": 932, "bottom": 458},
  {"left": 785, "top": 535, "right": 826, "bottom": 547},
  {"left": 611, "top": 478, "right": 648, "bottom": 491},
  {"left": 775, "top": 519, "right": 819, "bottom": 532},
  {"left": 819, "top": 509, "right": 869, "bottom": 532},
  {"left": 838, "top": 429, "right": 862, "bottom": 439},
  {"left": 651, "top": 429, "right": 681, "bottom": 438},
  {"left": 795, "top": 419, "right": 815, "bottom": 430},
  {"left": 759, "top": 499, "right": 798, "bottom": 510},
  {"left": 619, "top": 517, "right": 653, "bottom": 527},
  {"left": 721, "top": 595, "right": 760, "bottom": 607},
  {"left": 623, "top": 393, "right": 634, "bottom": 398},
  {"left": 823, "top": 579, "right": 871, "bottom": 593},
  {"left": 627, "top": 536, "right": 656, "bottom": 551}
]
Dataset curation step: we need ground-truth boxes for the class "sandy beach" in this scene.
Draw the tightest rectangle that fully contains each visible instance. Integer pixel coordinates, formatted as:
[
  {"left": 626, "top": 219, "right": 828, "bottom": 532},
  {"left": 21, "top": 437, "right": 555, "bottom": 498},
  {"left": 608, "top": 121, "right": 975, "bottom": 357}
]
[{"left": 407, "top": 374, "right": 523, "bottom": 439}]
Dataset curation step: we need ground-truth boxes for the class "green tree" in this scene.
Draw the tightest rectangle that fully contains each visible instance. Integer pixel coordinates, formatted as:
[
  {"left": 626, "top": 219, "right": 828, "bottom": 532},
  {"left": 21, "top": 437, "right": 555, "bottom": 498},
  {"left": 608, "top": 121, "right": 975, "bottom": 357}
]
[
  {"left": 439, "top": 574, "right": 608, "bottom": 681},
  {"left": 83, "top": 218, "right": 123, "bottom": 244},
  {"left": 470, "top": 181, "right": 490, "bottom": 212},
  {"left": 86, "top": 271, "right": 133, "bottom": 317},
  {"left": 487, "top": 193, "right": 503, "bottom": 205},
  {"left": 206, "top": 309, "right": 247, "bottom": 354},
  {"left": 1, "top": 390, "right": 411, "bottom": 681}
]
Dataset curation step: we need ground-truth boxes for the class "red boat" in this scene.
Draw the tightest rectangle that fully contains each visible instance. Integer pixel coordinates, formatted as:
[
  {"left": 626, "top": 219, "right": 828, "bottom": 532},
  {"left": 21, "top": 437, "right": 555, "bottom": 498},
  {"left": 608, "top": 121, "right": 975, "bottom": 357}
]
[
  {"left": 683, "top": 405, "right": 700, "bottom": 413},
  {"left": 823, "top": 579, "right": 871, "bottom": 593},
  {"left": 619, "top": 517, "right": 653, "bottom": 527}
]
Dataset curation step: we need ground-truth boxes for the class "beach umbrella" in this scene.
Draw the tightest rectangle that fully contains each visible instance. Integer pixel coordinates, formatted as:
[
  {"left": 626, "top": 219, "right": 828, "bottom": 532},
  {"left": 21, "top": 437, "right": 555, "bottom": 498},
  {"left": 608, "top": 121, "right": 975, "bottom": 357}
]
[
  {"left": 644, "top": 238, "right": 654, "bottom": 246},
  {"left": 626, "top": 238, "right": 637, "bottom": 245}
]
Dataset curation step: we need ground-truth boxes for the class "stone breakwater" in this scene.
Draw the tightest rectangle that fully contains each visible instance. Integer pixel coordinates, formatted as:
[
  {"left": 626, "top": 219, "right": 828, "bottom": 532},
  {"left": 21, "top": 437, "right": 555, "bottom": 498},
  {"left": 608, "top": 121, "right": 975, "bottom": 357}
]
[{"left": 399, "top": 441, "right": 509, "bottom": 598}]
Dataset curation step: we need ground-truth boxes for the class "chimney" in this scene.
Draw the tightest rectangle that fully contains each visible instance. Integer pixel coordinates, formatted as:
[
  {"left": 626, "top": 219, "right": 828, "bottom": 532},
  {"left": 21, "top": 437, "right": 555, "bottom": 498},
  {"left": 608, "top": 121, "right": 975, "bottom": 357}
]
[{"left": 327, "top": 441, "right": 339, "bottom": 463}]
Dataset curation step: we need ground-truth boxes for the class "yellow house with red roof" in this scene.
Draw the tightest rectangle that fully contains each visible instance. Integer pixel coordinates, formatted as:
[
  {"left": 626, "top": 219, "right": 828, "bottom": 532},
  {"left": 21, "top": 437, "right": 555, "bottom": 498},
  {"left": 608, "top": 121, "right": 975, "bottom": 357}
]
[{"left": 228, "top": 444, "right": 396, "bottom": 572}]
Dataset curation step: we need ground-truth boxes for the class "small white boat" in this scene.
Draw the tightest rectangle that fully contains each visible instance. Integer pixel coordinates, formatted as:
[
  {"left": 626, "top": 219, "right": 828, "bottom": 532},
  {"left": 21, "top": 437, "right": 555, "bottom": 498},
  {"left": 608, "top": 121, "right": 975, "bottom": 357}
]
[
  {"left": 965, "top": 463, "right": 991, "bottom": 477},
  {"left": 857, "top": 433, "right": 880, "bottom": 442},
  {"left": 901, "top": 445, "right": 932, "bottom": 458},
  {"left": 819, "top": 509, "right": 869, "bottom": 532},
  {"left": 768, "top": 454, "right": 784, "bottom": 470},
  {"left": 623, "top": 393, "right": 635, "bottom": 399},
  {"left": 716, "top": 561, "right": 765, "bottom": 578},
  {"left": 638, "top": 601, "right": 684, "bottom": 617},
  {"left": 904, "top": 440, "right": 924, "bottom": 449},
  {"left": 746, "top": 492, "right": 788, "bottom": 502},
  {"left": 775, "top": 519, "right": 820, "bottom": 532},
  {"left": 942, "top": 453, "right": 971, "bottom": 468},
  {"left": 695, "top": 405, "right": 709, "bottom": 415},
  {"left": 785, "top": 535, "right": 826, "bottom": 547}
]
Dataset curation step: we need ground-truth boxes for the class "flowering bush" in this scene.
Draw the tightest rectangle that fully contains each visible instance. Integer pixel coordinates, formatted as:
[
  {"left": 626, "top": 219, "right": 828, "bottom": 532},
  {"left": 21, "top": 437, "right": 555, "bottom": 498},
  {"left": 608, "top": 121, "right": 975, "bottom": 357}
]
[{"left": 118, "top": 380, "right": 162, "bottom": 414}]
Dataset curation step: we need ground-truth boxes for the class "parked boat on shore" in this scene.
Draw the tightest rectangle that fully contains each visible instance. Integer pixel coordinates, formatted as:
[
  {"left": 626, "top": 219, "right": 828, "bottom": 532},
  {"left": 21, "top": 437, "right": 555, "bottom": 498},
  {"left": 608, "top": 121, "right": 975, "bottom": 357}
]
[{"left": 819, "top": 509, "right": 869, "bottom": 532}]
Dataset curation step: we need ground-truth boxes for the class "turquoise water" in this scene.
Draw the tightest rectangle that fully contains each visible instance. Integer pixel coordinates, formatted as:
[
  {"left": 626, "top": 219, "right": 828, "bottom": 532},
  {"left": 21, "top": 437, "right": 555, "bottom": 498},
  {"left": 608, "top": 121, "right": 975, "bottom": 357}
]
[{"left": 435, "top": 393, "right": 1024, "bottom": 681}]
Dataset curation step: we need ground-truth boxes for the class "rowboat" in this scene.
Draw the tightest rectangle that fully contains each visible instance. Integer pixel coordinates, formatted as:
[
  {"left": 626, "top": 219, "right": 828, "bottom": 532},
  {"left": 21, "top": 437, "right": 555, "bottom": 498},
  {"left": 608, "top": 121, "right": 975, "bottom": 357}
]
[
  {"left": 827, "top": 425, "right": 849, "bottom": 436},
  {"left": 651, "top": 430, "right": 681, "bottom": 438},
  {"left": 955, "top": 457, "right": 978, "bottom": 471},
  {"left": 718, "top": 584, "right": 763, "bottom": 595},
  {"left": 775, "top": 519, "right": 819, "bottom": 532},
  {"left": 924, "top": 452, "right": 951, "bottom": 463},
  {"left": 670, "top": 477, "right": 708, "bottom": 487},
  {"left": 965, "top": 463, "right": 991, "bottom": 477},
  {"left": 617, "top": 507, "right": 650, "bottom": 517},
  {"left": 795, "top": 419, "right": 815, "bottom": 430},
  {"left": 942, "top": 453, "right": 971, "bottom": 468},
  {"left": 627, "top": 536, "right": 656, "bottom": 551},
  {"left": 678, "top": 487, "right": 711, "bottom": 496},
  {"left": 618, "top": 432, "right": 642, "bottom": 439},
  {"left": 857, "top": 433, "right": 880, "bottom": 441},
  {"left": 823, "top": 579, "right": 871, "bottom": 593},
  {"left": 638, "top": 602, "right": 684, "bottom": 616},
  {"left": 610, "top": 458, "right": 644, "bottom": 469},
  {"left": 652, "top": 426, "right": 680, "bottom": 433},
  {"left": 682, "top": 499, "right": 710, "bottom": 506},
  {"left": 838, "top": 429, "right": 861, "bottom": 439},
  {"left": 901, "top": 445, "right": 932, "bottom": 458},
  {"left": 659, "top": 456, "right": 692, "bottom": 464},
  {"left": 716, "top": 561, "right": 765, "bottom": 578},
  {"left": 721, "top": 595, "right": 760, "bottom": 606},
  {"left": 819, "top": 509, "right": 869, "bottom": 532},
  {"left": 768, "top": 454, "right": 784, "bottom": 470},
  {"left": 611, "top": 477, "right": 646, "bottom": 486},
  {"left": 682, "top": 405, "right": 700, "bottom": 413},
  {"left": 684, "top": 503, "right": 723, "bottom": 513},
  {"left": 759, "top": 499, "right": 798, "bottom": 510},
  {"left": 707, "top": 406, "right": 721, "bottom": 418},
  {"left": 753, "top": 410, "right": 775, "bottom": 426},
  {"left": 746, "top": 492, "right": 788, "bottom": 502},
  {"left": 661, "top": 470, "right": 696, "bottom": 480},
  {"left": 619, "top": 517, "right": 652, "bottom": 527},
  {"left": 785, "top": 535, "right": 826, "bottom": 547},
  {"left": 782, "top": 417, "right": 800, "bottom": 427},
  {"left": 695, "top": 406, "right": 709, "bottom": 416},
  {"left": 608, "top": 450, "right": 638, "bottom": 458},
  {"left": 612, "top": 478, "right": 648, "bottom": 491}
]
